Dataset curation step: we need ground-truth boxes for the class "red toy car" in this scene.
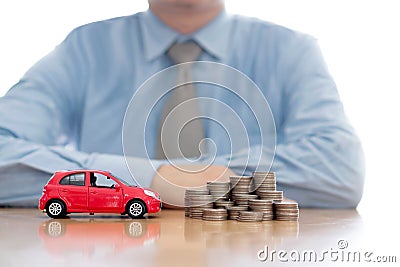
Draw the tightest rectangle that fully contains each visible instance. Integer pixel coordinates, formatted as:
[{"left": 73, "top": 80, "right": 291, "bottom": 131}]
[{"left": 39, "top": 170, "right": 161, "bottom": 219}]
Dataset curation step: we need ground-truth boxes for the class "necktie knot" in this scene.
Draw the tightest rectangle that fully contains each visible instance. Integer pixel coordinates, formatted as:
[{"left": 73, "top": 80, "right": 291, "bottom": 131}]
[{"left": 167, "top": 41, "right": 202, "bottom": 64}]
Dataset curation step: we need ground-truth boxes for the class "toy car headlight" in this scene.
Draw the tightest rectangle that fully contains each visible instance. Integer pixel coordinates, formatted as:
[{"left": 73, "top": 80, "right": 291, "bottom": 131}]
[{"left": 143, "top": 189, "right": 157, "bottom": 198}]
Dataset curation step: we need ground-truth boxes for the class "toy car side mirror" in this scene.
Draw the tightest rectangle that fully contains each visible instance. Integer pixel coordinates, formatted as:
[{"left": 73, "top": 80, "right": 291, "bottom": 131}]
[{"left": 113, "top": 184, "right": 121, "bottom": 190}]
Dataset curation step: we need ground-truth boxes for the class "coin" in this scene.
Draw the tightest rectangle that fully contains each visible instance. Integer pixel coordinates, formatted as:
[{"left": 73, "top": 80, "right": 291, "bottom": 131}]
[
  {"left": 189, "top": 208, "right": 204, "bottom": 219},
  {"left": 185, "top": 189, "right": 209, "bottom": 195},
  {"left": 257, "top": 191, "right": 283, "bottom": 202},
  {"left": 185, "top": 189, "right": 211, "bottom": 216},
  {"left": 207, "top": 181, "right": 231, "bottom": 201},
  {"left": 237, "top": 211, "right": 264, "bottom": 222},
  {"left": 230, "top": 176, "right": 253, "bottom": 190},
  {"left": 249, "top": 199, "right": 273, "bottom": 210},
  {"left": 274, "top": 202, "right": 299, "bottom": 221},
  {"left": 231, "top": 194, "right": 259, "bottom": 200},
  {"left": 227, "top": 206, "right": 248, "bottom": 220},
  {"left": 185, "top": 190, "right": 215, "bottom": 217},
  {"left": 232, "top": 194, "right": 258, "bottom": 207},
  {"left": 202, "top": 208, "right": 228, "bottom": 221},
  {"left": 214, "top": 200, "right": 234, "bottom": 209},
  {"left": 253, "top": 172, "right": 277, "bottom": 193}
]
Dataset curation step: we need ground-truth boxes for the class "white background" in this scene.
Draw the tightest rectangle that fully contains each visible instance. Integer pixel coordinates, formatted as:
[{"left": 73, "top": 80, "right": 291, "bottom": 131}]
[{"left": 0, "top": 0, "right": 399, "bottom": 213}]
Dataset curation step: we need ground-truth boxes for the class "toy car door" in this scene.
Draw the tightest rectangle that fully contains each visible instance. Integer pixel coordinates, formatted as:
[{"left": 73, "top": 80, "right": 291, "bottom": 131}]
[
  {"left": 88, "top": 172, "right": 123, "bottom": 212},
  {"left": 57, "top": 172, "right": 88, "bottom": 210}
]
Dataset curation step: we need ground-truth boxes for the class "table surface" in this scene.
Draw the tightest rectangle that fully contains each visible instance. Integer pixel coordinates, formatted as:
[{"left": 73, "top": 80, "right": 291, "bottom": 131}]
[{"left": 0, "top": 208, "right": 397, "bottom": 267}]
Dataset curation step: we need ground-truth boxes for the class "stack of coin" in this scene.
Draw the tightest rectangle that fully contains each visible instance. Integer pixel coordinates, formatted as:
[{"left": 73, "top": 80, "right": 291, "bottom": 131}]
[
  {"left": 188, "top": 194, "right": 214, "bottom": 219},
  {"left": 227, "top": 206, "right": 248, "bottom": 220},
  {"left": 207, "top": 181, "right": 230, "bottom": 200},
  {"left": 231, "top": 193, "right": 259, "bottom": 206},
  {"left": 185, "top": 173, "right": 300, "bottom": 223},
  {"left": 202, "top": 208, "right": 228, "bottom": 221},
  {"left": 184, "top": 189, "right": 209, "bottom": 217},
  {"left": 237, "top": 211, "right": 264, "bottom": 222},
  {"left": 230, "top": 176, "right": 253, "bottom": 196},
  {"left": 214, "top": 199, "right": 234, "bottom": 209},
  {"left": 253, "top": 172, "right": 276, "bottom": 192},
  {"left": 274, "top": 202, "right": 299, "bottom": 221},
  {"left": 189, "top": 208, "right": 204, "bottom": 219},
  {"left": 248, "top": 199, "right": 274, "bottom": 221},
  {"left": 257, "top": 190, "right": 283, "bottom": 202}
]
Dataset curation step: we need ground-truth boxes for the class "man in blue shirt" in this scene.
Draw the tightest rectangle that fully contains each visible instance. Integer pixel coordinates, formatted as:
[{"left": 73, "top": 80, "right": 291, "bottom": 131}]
[{"left": 0, "top": 0, "right": 364, "bottom": 208}]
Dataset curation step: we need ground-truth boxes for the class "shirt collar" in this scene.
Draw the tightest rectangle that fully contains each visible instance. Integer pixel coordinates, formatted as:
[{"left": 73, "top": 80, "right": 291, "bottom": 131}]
[
  {"left": 140, "top": 9, "right": 232, "bottom": 62},
  {"left": 192, "top": 9, "right": 231, "bottom": 61}
]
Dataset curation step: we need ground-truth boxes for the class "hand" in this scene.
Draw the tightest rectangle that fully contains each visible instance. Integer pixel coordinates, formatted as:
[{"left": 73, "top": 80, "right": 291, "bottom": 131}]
[
  {"left": 282, "top": 196, "right": 297, "bottom": 203},
  {"left": 151, "top": 164, "right": 236, "bottom": 208}
]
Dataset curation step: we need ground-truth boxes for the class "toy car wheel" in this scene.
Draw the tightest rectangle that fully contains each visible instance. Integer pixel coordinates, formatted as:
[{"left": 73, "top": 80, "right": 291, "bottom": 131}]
[
  {"left": 126, "top": 221, "right": 144, "bottom": 237},
  {"left": 127, "top": 200, "right": 146, "bottom": 218},
  {"left": 46, "top": 200, "right": 67, "bottom": 218},
  {"left": 45, "top": 221, "right": 65, "bottom": 237}
]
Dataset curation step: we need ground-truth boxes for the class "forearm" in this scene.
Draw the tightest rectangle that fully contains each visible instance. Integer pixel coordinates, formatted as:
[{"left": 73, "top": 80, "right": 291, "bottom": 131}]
[
  {"left": 273, "top": 131, "right": 365, "bottom": 208},
  {"left": 210, "top": 130, "right": 365, "bottom": 208},
  {"left": 0, "top": 133, "right": 163, "bottom": 206}
]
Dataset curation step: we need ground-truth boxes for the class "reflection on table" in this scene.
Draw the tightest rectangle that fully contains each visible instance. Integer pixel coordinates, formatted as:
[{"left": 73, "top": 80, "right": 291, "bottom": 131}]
[
  {"left": 39, "top": 218, "right": 161, "bottom": 259},
  {"left": 0, "top": 208, "right": 370, "bottom": 267}
]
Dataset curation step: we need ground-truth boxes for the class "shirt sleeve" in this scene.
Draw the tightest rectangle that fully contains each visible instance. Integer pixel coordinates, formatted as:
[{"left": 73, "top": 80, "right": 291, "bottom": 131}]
[
  {"left": 212, "top": 36, "right": 365, "bottom": 208},
  {"left": 0, "top": 29, "right": 162, "bottom": 207},
  {"left": 0, "top": 134, "right": 162, "bottom": 206}
]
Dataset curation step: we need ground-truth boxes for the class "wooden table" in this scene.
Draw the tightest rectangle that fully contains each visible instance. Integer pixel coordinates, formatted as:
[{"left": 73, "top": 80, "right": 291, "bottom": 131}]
[{"left": 0, "top": 208, "right": 397, "bottom": 266}]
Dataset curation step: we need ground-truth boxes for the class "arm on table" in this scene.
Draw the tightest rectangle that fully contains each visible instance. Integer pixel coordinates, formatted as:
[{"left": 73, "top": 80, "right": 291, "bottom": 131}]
[
  {"left": 0, "top": 30, "right": 160, "bottom": 206},
  {"left": 212, "top": 36, "right": 365, "bottom": 208}
]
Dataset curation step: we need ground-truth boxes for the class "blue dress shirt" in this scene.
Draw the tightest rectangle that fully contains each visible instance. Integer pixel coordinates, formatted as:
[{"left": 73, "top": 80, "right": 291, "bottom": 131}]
[{"left": 0, "top": 9, "right": 364, "bottom": 207}]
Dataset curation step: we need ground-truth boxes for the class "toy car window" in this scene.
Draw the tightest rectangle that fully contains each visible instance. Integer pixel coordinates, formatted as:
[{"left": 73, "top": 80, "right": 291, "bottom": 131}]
[
  {"left": 59, "top": 176, "right": 69, "bottom": 185},
  {"left": 60, "top": 173, "right": 85, "bottom": 186},
  {"left": 70, "top": 173, "right": 85, "bottom": 186},
  {"left": 93, "top": 173, "right": 115, "bottom": 188},
  {"left": 109, "top": 172, "right": 131, "bottom": 186}
]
